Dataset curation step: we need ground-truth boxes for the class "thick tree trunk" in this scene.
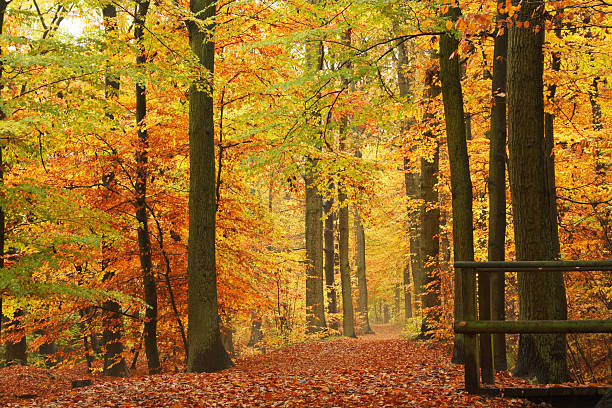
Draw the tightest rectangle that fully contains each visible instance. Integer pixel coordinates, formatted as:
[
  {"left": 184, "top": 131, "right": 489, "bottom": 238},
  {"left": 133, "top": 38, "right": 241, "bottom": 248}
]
[
  {"left": 488, "top": 0, "right": 508, "bottom": 372},
  {"left": 134, "top": 0, "right": 160, "bottom": 375},
  {"left": 439, "top": 4, "right": 475, "bottom": 365},
  {"left": 507, "top": 0, "right": 568, "bottom": 383},
  {"left": 186, "top": 0, "right": 233, "bottom": 373},
  {"left": 102, "top": 300, "right": 129, "bottom": 376},
  {"left": 323, "top": 191, "right": 338, "bottom": 330},
  {"left": 100, "top": 4, "right": 129, "bottom": 378},
  {"left": 354, "top": 204, "right": 373, "bottom": 334}
]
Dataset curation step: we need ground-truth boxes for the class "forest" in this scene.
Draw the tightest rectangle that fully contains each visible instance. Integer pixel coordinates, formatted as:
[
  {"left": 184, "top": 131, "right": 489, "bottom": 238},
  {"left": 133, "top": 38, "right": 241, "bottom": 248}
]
[{"left": 0, "top": 0, "right": 610, "bottom": 406}]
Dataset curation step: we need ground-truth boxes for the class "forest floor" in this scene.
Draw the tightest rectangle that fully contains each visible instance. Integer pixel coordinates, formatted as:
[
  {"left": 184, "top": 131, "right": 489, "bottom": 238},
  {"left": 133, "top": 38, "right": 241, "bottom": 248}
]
[{"left": 0, "top": 325, "right": 590, "bottom": 407}]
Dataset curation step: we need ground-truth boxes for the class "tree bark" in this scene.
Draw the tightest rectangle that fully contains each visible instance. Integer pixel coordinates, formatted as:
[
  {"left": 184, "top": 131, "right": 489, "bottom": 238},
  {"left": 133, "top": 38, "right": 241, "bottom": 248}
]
[
  {"left": 134, "top": 0, "right": 160, "bottom": 375},
  {"left": 305, "top": 167, "right": 327, "bottom": 332},
  {"left": 0, "top": 0, "right": 6, "bottom": 344},
  {"left": 419, "top": 63, "right": 441, "bottom": 337},
  {"left": 323, "top": 189, "right": 338, "bottom": 330},
  {"left": 303, "top": 0, "right": 326, "bottom": 334},
  {"left": 487, "top": 0, "right": 508, "bottom": 372},
  {"left": 396, "top": 39, "right": 421, "bottom": 322},
  {"left": 507, "top": 0, "right": 568, "bottom": 383},
  {"left": 438, "top": 3, "right": 475, "bottom": 365},
  {"left": 5, "top": 309, "right": 26, "bottom": 365},
  {"left": 100, "top": 4, "right": 129, "bottom": 377},
  {"left": 186, "top": 0, "right": 233, "bottom": 372},
  {"left": 338, "top": 173, "right": 356, "bottom": 337},
  {"left": 354, "top": 202, "right": 372, "bottom": 334}
]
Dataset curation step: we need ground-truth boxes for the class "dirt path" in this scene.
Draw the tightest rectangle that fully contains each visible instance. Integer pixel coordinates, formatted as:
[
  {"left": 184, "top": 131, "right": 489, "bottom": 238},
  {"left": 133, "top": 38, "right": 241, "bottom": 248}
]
[
  {"left": 4, "top": 328, "right": 535, "bottom": 408},
  {"left": 363, "top": 324, "right": 402, "bottom": 340}
]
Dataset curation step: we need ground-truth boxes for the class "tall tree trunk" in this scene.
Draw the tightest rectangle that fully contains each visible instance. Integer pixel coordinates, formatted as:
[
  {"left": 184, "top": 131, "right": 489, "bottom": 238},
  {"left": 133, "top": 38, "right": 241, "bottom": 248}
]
[
  {"left": 338, "top": 169, "right": 356, "bottom": 337},
  {"left": 323, "top": 190, "right": 338, "bottom": 330},
  {"left": 487, "top": 0, "right": 508, "bottom": 372},
  {"left": 303, "top": 0, "right": 326, "bottom": 333},
  {"left": 186, "top": 0, "right": 233, "bottom": 373},
  {"left": 134, "top": 0, "right": 160, "bottom": 375},
  {"left": 100, "top": 4, "right": 129, "bottom": 377},
  {"left": 0, "top": 0, "right": 6, "bottom": 344},
  {"left": 354, "top": 202, "right": 372, "bottom": 334},
  {"left": 438, "top": 3, "right": 475, "bottom": 366},
  {"left": 305, "top": 168, "right": 327, "bottom": 332},
  {"left": 337, "top": 27, "right": 356, "bottom": 339},
  {"left": 507, "top": 0, "right": 568, "bottom": 383},
  {"left": 396, "top": 37, "right": 421, "bottom": 321},
  {"left": 419, "top": 58, "right": 441, "bottom": 337}
]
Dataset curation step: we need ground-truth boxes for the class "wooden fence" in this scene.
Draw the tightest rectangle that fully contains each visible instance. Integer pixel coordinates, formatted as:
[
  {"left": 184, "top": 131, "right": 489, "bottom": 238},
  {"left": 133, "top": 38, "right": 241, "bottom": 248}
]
[{"left": 453, "top": 260, "right": 612, "bottom": 394}]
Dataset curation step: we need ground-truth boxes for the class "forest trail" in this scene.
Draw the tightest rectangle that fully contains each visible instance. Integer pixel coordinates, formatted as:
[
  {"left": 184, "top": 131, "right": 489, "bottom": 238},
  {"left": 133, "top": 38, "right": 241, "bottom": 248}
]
[{"left": 2, "top": 325, "right": 536, "bottom": 408}]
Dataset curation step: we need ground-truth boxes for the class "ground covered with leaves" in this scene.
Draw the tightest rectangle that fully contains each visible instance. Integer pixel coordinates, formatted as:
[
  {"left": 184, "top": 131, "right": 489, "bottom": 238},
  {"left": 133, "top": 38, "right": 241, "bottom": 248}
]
[{"left": 0, "top": 326, "right": 575, "bottom": 407}]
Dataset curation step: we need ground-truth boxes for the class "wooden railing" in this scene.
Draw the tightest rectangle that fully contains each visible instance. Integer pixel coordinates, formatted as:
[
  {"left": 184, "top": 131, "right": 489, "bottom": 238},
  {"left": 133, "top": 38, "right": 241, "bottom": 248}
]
[{"left": 453, "top": 260, "right": 612, "bottom": 394}]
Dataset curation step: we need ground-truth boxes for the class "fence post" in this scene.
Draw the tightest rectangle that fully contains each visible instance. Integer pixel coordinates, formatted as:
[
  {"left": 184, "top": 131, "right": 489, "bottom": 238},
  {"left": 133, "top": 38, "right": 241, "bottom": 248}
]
[
  {"left": 462, "top": 266, "right": 480, "bottom": 393},
  {"left": 478, "top": 268, "right": 494, "bottom": 384}
]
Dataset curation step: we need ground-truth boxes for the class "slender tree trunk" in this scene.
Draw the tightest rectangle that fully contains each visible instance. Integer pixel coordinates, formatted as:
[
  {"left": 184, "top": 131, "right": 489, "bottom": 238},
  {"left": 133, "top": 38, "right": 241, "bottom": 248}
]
[
  {"left": 354, "top": 202, "right": 372, "bottom": 334},
  {"left": 186, "top": 0, "right": 233, "bottom": 373},
  {"left": 134, "top": 0, "right": 160, "bottom": 375},
  {"left": 438, "top": 3, "right": 475, "bottom": 365},
  {"left": 488, "top": 0, "right": 508, "bottom": 372},
  {"left": 419, "top": 60, "right": 441, "bottom": 337},
  {"left": 323, "top": 190, "right": 338, "bottom": 329},
  {"left": 247, "top": 317, "right": 262, "bottom": 347},
  {"left": 507, "top": 0, "right": 568, "bottom": 383},
  {"left": 589, "top": 77, "right": 602, "bottom": 130},
  {"left": 0, "top": 0, "right": 6, "bottom": 344},
  {"left": 337, "top": 27, "right": 356, "bottom": 339},
  {"left": 305, "top": 168, "right": 327, "bottom": 332},
  {"left": 338, "top": 173, "right": 356, "bottom": 338},
  {"left": 396, "top": 37, "right": 421, "bottom": 321},
  {"left": 303, "top": 0, "right": 326, "bottom": 333},
  {"left": 100, "top": 4, "right": 129, "bottom": 377}
]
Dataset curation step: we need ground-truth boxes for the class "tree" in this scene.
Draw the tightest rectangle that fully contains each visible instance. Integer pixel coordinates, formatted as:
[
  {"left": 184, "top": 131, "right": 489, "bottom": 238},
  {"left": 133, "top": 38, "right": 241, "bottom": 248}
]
[
  {"left": 419, "top": 56, "right": 441, "bottom": 338},
  {"left": 396, "top": 37, "right": 421, "bottom": 322},
  {"left": 354, "top": 149, "right": 372, "bottom": 334},
  {"left": 186, "top": 0, "right": 233, "bottom": 373},
  {"left": 302, "top": 0, "right": 327, "bottom": 334},
  {"left": 323, "top": 186, "right": 338, "bottom": 330},
  {"left": 438, "top": 3, "right": 475, "bottom": 366},
  {"left": 99, "top": 3, "right": 130, "bottom": 377},
  {"left": 0, "top": 0, "right": 6, "bottom": 345},
  {"left": 134, "top": 0, "right": 161, "bottom": 375},
  {"left": 487, "top": 0, "right": 509, "bottom": 372},
  {"left": 507, "top": 0, "right": 568, "bottom": 383}
]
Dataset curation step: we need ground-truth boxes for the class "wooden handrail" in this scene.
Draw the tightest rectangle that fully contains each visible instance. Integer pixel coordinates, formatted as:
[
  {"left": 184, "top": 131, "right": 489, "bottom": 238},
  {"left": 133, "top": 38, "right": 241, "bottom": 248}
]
[
  {"left": 454, "top": 320, "right": 612, "bottom": 334},
  {"left": 454, "top": 261, "right": 612, "bottom": 394}
]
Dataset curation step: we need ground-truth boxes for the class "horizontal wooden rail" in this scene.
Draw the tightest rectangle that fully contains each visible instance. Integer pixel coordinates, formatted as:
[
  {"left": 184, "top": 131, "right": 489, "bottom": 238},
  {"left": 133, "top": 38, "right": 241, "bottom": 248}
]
[
  {"left": 455, "top": 320, "right": 612, "bottom": 334},
  {"left": 454, "top": 260, "right": 612, "bottom": 394},
  {"left": 455, "top": 260, "right": 612, "bottom": 272}
]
